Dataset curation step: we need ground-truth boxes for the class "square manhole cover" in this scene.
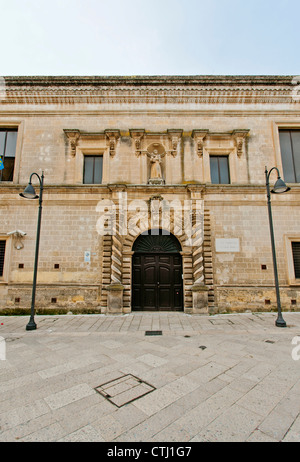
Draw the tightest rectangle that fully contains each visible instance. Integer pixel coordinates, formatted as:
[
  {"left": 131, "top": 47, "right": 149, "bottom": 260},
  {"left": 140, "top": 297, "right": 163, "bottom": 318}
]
[{"left": 94, "top": 374, "right": 156, "bottom": 408}]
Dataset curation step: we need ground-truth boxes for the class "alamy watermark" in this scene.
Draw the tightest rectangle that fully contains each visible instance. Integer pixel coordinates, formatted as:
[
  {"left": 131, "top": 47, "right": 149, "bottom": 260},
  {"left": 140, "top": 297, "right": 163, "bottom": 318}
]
[
  {"left": 0, "top": 77, "right": 6, "bottom": 102},
  {"left": 95, "top": 193, "right": 204, "bottom": 246},
  {"left": 292, "top": 336, "right": 300, "bottom": 361},
  {"left": 292, "top": 76, "right": 300, "bottom": 102},
  {"left": 0, "top": 336, "right": 6, "bottom": 361}
]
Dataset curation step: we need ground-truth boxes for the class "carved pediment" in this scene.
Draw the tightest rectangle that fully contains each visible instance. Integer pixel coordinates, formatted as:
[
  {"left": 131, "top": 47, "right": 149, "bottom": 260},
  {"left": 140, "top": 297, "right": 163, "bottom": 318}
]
[
  {"left": 192, "top": 129, "right": 249, "bottom": 157},
  {"left": 129, "top": 129, "right": 183, "bottom": 158},
  {"left": 64, "top": 129, "right": 120, "bottom": 157}
]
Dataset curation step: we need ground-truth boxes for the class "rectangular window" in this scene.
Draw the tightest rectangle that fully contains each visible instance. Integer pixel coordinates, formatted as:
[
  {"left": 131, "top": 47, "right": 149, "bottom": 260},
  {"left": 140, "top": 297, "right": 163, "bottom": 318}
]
[
  {"left": 0, "top": 240, "right": 6, "bottom": 277},
  {"left": 292, "top": 242, "right": 300, "bottom": 279},
  {"left": 279, "top": 129, "right": 300, "bottom": 183},
  {"left": 0, "top": 129, "right": 18, "bottom": 182},
  {"left": 210, "top": 156, "right": 230, "bottom": 184},
  {"left": 83, "top": 155, "right": 103, "bottom": 184}
]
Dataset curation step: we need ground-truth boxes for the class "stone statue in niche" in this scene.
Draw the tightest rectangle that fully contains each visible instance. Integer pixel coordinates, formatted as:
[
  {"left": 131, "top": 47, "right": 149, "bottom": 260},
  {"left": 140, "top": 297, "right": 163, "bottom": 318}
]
[
  {"left": 147, "top": 144, "right": 165, "bottom": 185},
  {"left": 150, "top": 150, "right": 163, "bottom": 180}
]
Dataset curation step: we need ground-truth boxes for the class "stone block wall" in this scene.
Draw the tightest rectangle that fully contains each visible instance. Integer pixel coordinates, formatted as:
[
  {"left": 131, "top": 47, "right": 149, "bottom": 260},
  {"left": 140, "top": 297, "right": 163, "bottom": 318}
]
[{"left": 0, "top": 76, "right": 299, "bottom": 313}]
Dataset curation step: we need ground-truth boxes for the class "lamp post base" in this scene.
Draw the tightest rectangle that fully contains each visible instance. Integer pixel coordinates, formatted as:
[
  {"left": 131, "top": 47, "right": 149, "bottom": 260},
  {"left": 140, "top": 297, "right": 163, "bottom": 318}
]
[
  {"left": 275, "top": 316, "right": 286, "bottom": 328},
  {"left": 26, "top": 319, "right": 37, "bottom": 330}
]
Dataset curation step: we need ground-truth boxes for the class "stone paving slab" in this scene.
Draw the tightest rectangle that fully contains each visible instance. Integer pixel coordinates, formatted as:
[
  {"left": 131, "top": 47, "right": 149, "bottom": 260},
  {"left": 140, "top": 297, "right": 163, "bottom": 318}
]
[{"left": 0, "top": 311, "right": 300, "bottom": 442}]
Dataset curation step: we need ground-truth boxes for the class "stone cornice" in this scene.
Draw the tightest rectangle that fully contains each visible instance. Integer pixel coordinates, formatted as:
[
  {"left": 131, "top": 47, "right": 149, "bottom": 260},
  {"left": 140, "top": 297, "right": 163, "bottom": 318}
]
[
  {"left": 1, "top": 75, "right": 299, "bottom": 106},
  {"left": 1, "top": 183, "right": 299, "bottom": 195},
  {"left": 3, "top": 75, "right": 296, "bottom": 86}
]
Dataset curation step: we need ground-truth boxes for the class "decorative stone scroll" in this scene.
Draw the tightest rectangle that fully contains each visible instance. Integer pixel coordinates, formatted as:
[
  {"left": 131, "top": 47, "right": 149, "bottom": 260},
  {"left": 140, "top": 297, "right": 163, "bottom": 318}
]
[
  {"left": 232, "top": 130, "right": 249, "bottom": 157},
  {"left": 129, "top": 129, "right": 145, "bottom": 156},
  {"left": 63, "top": 129, "right": 81, "bottom": 156},
  {"left": 106, "top": 209, "right": 125, "bottom": 313},
  {"left": 192, "top": 130, "right": 209, "bottom": 157},
  {"left": 167, "top": 129, "right": 183, "bottom": 157},
  {"left": 105, "top": 130, "right": 120, "bottom": 157}
]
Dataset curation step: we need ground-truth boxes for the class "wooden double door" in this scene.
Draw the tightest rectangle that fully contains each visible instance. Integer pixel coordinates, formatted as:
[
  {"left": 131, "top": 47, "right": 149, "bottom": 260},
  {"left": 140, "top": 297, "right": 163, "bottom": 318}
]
[{"left": 132, "top": 253, "right": 183, "bottom": 311}]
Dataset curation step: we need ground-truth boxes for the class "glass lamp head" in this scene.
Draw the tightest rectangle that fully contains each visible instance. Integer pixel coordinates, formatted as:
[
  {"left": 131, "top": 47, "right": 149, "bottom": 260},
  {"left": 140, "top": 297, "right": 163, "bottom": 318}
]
[
  {"left": 19, "top": 183, "right": 39, "bottom": 199},
  {"left": 271, "top": 177, "right": 291, "bottom": 194}
]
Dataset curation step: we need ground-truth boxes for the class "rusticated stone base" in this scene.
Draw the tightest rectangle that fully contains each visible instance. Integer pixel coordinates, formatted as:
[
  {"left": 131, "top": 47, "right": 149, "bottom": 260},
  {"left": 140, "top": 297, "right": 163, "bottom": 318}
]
[
  {"left": 215, "top": 287, "right": 300, "bottom": 313},
  {"left": 106, "top": 284, "right": 124, "bottom": 314},
  {"left": 0, "top": 285, "right": 101, "bottom": 314},
  {"left": 191, "top": 284, "right": 209, "bottom": 314},
  {"left": 1, "top": 284, "right": 299, "bottom": 315}
]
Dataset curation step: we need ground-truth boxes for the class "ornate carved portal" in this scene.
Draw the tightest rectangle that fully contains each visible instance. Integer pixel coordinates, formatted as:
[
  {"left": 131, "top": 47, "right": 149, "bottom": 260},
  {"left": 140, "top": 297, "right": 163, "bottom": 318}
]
[{"left": 102, "top": 195, "right": 210, "bottom": 315}]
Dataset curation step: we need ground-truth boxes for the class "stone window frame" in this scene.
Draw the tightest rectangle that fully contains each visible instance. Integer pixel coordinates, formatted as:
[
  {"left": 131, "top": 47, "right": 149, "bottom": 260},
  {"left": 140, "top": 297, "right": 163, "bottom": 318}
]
[
  {"left": 193, "top": 130, "right": 249, "bottom": 185},
  {"left": 204, "top": 147, "right": 237, "bottom": 184},
  {"left": 75, "top": 144, "right": 108, "bottom": 185},
  {"left": 64, "top": 129, "right": 120, "bottom": 185},
  {"left": 76, "top": 149, "right": 106, "bottom": 185},
  {"left": 0, "top": 121, "right": 23, "bottom": 184},
  {"left": 272, "top": 121, "right": 300, "bottom": 183},
  {"left": 0, "top": 235, "right": 12, "bottom": 283},
  {"left": 284, "top": 235, "right": 300, "bottom": 286}
]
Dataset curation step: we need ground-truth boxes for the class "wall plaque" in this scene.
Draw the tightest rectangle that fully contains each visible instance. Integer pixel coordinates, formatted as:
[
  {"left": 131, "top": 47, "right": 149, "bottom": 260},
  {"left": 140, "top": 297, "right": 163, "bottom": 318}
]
[{"left": 215, "top": 238, "right": 240, "bottom": 252}]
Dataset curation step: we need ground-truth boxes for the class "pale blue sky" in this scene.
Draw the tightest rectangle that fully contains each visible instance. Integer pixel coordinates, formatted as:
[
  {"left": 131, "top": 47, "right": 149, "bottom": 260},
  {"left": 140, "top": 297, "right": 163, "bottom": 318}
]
[{"left": 0, "top": 0, "right": 299, "bottom": 75}]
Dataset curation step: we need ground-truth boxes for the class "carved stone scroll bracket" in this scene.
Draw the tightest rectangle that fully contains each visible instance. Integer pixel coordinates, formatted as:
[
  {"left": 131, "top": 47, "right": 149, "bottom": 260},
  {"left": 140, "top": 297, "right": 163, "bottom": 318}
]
[
  {"left": 167, "top": 129, "right": 183, "bottom": 157},
  {"left": 105, "top": 129, "right": 120, "bottom": 157},
  {"left": 232, "top": 129, "right": 250, "bottom": 157},
  {"left": 64, "top": 129, "right": 81, "bottom": 157},
  {"left": 129, "top": 129, "right": 145, "bottom": 156},
  {"left": 192, "top": 130, "right": 209, "bottom": 157},
  {"left": 148, "top": 194, "right": 164, "bottom": 208}
]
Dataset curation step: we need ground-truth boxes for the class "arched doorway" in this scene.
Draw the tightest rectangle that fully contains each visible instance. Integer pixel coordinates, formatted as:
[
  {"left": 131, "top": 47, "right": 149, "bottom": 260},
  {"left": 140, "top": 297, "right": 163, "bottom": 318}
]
[{"left": 132, "top": 230, "right": 183, "bottom": 311}]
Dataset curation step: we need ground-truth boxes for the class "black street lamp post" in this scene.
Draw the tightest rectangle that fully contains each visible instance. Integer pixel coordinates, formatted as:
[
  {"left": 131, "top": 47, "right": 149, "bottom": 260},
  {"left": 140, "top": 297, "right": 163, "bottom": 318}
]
[
  {"left": 20, "top": 172, "right": 44, "bottom": 331},
  {"left": 265, "top": 166, "right": 290, "bottom": 328}
]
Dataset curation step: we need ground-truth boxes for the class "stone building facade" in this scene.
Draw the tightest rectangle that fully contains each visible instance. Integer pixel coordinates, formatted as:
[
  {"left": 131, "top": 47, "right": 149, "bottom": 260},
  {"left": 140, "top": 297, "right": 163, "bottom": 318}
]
[{"left": 0, "top": 75, "right": 299, "bottom": 314}]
